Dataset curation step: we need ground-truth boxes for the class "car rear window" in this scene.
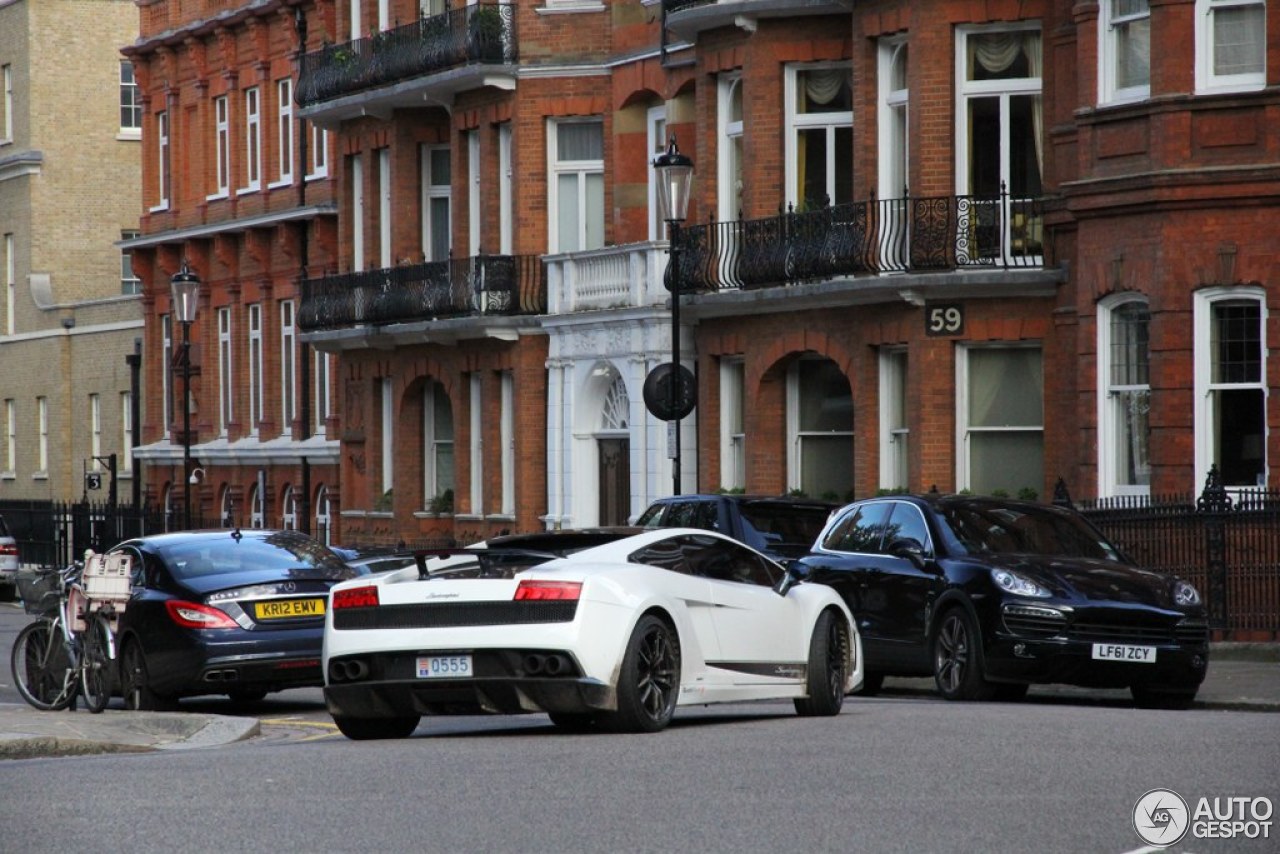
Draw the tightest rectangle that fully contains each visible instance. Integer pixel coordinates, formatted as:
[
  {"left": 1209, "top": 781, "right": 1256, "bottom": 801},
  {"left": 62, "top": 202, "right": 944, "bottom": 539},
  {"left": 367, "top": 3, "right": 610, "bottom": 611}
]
[{"left": 158, "top": 533, "right": 352, "bottom": 579}]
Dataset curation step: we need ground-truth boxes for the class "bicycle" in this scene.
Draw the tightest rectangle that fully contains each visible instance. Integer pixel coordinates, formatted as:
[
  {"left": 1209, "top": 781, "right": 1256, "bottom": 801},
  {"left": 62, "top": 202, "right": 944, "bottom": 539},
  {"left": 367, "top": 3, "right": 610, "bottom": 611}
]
[{"left": 11, "top": 552, "right": 130, "bottom": 714}]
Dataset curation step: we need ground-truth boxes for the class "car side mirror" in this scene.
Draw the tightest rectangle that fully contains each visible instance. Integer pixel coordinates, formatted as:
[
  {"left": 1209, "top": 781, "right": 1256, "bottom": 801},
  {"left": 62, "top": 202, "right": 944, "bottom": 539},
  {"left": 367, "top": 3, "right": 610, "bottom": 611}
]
[
  {"left": 887, "top": 537, "right": 928, "bottom": 569},
  {"left": 774, "top": 562, "right": 810, "bottom": 597}
]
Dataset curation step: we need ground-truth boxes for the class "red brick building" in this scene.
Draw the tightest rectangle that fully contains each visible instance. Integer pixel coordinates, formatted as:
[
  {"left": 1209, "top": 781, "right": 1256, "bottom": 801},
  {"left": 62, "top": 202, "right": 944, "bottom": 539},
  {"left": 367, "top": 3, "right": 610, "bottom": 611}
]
[{"left": 124, "top": 0, "right": 1276, "bottom": 546}]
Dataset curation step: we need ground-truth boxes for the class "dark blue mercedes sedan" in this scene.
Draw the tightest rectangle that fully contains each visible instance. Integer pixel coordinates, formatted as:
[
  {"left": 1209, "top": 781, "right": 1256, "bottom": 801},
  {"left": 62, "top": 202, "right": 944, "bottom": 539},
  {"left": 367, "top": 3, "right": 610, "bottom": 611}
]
[
  {"left": 798, "top": 494, "right": 1209, "bottom": 709},
  {"left": 107, "top": 529, "right": 357, "bottom": 710}
]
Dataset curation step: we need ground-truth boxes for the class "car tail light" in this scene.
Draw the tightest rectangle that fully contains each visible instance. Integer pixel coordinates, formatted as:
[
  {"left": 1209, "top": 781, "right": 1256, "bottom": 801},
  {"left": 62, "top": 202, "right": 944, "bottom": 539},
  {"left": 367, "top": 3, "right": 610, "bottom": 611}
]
[
  {"left": 513, "top": 580, "right": 582, "bottom": 601},
  {"left": 333, "top": 585, "right": 380, "bottom": 609},
  {"left": 165, "top": 599, "right": 239, "bottom": 629},
  {"left": 0, "top": 543, "right": 17, "bottom": 557}
]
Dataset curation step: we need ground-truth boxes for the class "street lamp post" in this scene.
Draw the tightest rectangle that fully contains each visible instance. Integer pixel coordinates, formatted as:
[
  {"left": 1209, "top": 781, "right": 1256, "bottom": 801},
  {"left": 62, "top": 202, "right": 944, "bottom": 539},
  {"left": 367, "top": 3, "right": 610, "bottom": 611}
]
[
  {"left": 653, "top": 137, "right": 694, "bottom": 495},
  {"left": 170, "top": 261, "right": 201, "bottom": 530}
]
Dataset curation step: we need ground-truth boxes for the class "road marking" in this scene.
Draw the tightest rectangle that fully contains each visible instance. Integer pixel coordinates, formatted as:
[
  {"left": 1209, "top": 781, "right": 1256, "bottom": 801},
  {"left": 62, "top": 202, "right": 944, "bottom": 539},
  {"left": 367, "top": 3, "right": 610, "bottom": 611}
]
[{"left": 260, "top": 717, "right": 338, "bottom": 730}]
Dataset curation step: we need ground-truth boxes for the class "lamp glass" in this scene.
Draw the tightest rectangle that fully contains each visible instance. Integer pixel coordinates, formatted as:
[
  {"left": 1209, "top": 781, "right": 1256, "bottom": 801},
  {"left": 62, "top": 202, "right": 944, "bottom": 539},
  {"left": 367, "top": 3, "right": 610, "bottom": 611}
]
[
  {"left": 170, "top": 270, "right": 201, "bottom": 324},
  {"left": 653, "top": 140, "right": 694, "bottom": 224}
]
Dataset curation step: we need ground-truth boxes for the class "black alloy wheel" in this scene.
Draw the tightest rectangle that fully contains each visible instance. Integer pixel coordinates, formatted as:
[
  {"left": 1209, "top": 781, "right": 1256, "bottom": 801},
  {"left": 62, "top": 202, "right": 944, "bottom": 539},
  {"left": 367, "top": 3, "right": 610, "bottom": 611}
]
[
  {"left": 333, "top": 714, "right": 421, "bottom": 740},
  {"left": 795, "top": 609, "right": 848, "bottom": 717},
  {"left": 932, "top": 607, "right": 995, "bottom": 701},
  {"left": 600, "top": 614, "right": 681, "bottom": 733},
  {"left": 120, "top": 640, "right": 178, "bottom": 712}
]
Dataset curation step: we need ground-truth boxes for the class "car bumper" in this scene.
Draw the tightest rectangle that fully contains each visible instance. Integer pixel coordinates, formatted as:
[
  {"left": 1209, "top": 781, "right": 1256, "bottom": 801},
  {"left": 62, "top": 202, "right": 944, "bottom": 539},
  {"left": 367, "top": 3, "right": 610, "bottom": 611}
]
[
  {"left": 982, "top": 635, "right": 1209, "bottom": 691},
  {"left": 142, "top": 626, "right": 326, "bottom": 696}
]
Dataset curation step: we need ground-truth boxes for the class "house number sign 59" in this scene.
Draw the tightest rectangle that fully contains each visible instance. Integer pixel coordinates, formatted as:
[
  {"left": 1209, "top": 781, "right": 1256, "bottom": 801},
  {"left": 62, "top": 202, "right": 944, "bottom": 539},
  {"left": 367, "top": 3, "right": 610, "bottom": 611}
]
[{"left": 925, "top": 303, "right": 964, "bottom": 336}]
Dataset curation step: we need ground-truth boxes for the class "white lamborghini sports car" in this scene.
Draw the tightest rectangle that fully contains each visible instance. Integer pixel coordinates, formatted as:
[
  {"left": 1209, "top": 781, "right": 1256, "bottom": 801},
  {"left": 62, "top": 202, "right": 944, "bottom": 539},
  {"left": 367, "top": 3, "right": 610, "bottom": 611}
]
[{"left": 322, "top": 528, "right": 863, "bottom": 738}]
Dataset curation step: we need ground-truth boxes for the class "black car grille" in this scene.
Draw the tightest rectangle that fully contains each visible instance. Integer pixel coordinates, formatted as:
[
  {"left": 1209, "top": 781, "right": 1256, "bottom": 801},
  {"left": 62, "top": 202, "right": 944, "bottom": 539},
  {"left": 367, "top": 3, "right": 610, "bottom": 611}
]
[
  {"left": 1001, "top": 606, "right": 1207, "bottom": 647},
  {"left": 1002, "top": 605, "right": 1067, "bottom": 638},
  {"left": 1174, "top": 620, "right": 1210, "bottom": 645},
  {"left": 333, "top": 600, "right": 578, "bottom": 631},
  {"left": 1068, "top": 620, "right": 1176, "bottom": 643}
]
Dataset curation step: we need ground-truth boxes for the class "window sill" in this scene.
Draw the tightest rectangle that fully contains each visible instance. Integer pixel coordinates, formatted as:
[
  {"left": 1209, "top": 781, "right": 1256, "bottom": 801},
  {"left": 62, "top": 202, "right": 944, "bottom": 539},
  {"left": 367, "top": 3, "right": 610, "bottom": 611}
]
[
  {"left": 413, "top": 511, "right": 454, "bottom": 519},
  {"left": 149, "top": 202, "right": 170, "bottom": 213},
  {"left": 32, "top": 472, "right": 48, "bottom": 481},
  {"left": 205, "top": 191, "right": 231, "bottom": 202},
  {"left": 453, "top": 514, "right": 484, "bottom": 522},
  {"left": 486, "top": 514, "right": 516, "bottom": 522},
  {"left": 267, "top": 177, "right": 293, "bottom": 190},
  {"left": 236, "top": 184, "right": 261, "bottom": 195},
  {"left": 1, "top": 472, "right": 13, "bottom": 480},
  {"left": 116, "top": 129, "right": 142, "bottom": 142}
]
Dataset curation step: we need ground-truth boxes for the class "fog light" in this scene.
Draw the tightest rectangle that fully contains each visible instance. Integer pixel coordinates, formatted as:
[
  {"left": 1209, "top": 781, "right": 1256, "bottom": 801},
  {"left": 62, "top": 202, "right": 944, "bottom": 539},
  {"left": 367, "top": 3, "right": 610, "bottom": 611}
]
[{"left": 1013, "top": 643, "right": 1030, "bottom": 658}]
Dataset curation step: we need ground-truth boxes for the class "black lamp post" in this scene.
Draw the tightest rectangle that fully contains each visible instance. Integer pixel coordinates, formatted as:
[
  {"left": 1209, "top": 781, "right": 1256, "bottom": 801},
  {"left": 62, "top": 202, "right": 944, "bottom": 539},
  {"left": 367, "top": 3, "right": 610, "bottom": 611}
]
[
  {"left": 653, "top": 137, "right": 694, "bottom": 495},
  {"left": 170, "top": 261, "right": 201, "bottom": 530}
]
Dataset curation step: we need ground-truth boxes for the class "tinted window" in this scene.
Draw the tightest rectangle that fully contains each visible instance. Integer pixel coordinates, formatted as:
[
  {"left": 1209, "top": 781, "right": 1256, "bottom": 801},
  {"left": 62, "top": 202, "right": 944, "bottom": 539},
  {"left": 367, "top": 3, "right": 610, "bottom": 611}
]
[
  {"left": 883, "top": 502, "right": 932, "bottom": 554},
  {"left": 666, "top": 501, "right": 709, "bottom": 529},
  {"left": 680, "top": 535, "right": 780, "bottom": 587},
  {"left": 636, "top": 504, "right": 666, "bottom": 527},
  {"left": 941, "top": 504, "right": 1123, "bottom": 561},
  {"left": 156, "top": 532, "right": 353, "bottom": 580},
  {"left": 737, "top": 502, "right": 832, "bottom": 547},
  {"left": 821, "top": 502, "right": 892, "bottom": 553},
  {"left": 629, "top": 538, "right": 692, "bottom": 574}
]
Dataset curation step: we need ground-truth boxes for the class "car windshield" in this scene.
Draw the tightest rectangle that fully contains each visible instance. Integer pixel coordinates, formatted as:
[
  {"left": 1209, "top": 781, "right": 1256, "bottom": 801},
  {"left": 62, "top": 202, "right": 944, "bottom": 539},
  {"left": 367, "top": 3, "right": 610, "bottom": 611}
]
[
  {"left": 158, "top": 532, "right": 352, "bottom": 580},
  {"left": 941, "top": 504, "right": 1124, "bottom": 561},
  {"left": 738, "top": 502, "right": 831, "bottom": 545}
]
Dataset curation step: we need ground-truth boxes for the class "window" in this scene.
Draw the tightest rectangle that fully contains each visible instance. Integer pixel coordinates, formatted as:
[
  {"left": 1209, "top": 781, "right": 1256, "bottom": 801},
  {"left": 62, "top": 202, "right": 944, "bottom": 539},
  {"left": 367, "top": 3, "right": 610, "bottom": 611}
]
[
  {"left": 957, "top": 27, "right": 1043, "bottom": 261},
  {"left": 276, "top": 79, "right": 294, "bottom": 185},
  {"left": 470, "top": 373, "right": 483, "bottom": 513},
  {"left": 821, "top": 502, "right": 891, "bottom": 554},
  {"left": 89, "top": 394, "right": 102, "bottom": 468},
  {"left": 880, "top": 348, "right": 909, "bottom": 491},
  {"left": 499, "top": 123, "right": 513, "bottom": 254},
  {"left": 212, "top": 95, "right": 230, "bottom": 198},
  {"left": 1196, "top": 0, "right": 1266, "bottom": 93},
  {"left": 786, "top": 64, "right": 853, "bottom": 209},
  {"left": 282, "top": 486, "right": 297, "bottom": 530},
  {"left": 2, "top": 65, "right": 11, "bottom": 143},
  {"left": 120, "top": 62, "right": 142, "bottom": 133},
  {"left": 307, "top": 124, "right": 329, "bottom": 179},
  {"left": 878, "top": 39, "right": 909, "bottom": 198},
  {"left": 154, "top": 111, "right": 170, "bottom": 210},
  {"left": 316, "top": 485, "right": 333, "bottom": 545},
  {"left": 4, "top": 232, "right": 13, "bottom": 335},
  {"left": 162, "top": 314, "right": 173, "bottom": 438},
  {"left": 218, "top": 307, "right": 233, "bottom": 435},
  {"left": 467, "top": 130, "right": 480, "bottom": 256},
  {"left": 719, "top": 358, "right": 745, "bottom": 491},
  {"left": 1195, "top": 289, "right": 1267, "bottom": 489},
  {"left": 548, "top": 120, "right": 604, "bottom": 253},
  {"left": 1098, "top": 296, "right": 1151, "bottom": 496},
  {"left": 314, "top": 350, "right": 331, "bottom": 435},
  {"left": 247, "top": 304, "right": 263, "bottom": 435},
  {"left": 959, "top": 345, "right": 1044, "bottom": 496},
  {"left": 381, "top": 377, "right": 393, "bottom": 500},
  {"left": 378, "top": 147, "right": 391, "bottom": 268},
  {"left": 243, "top": 87, "right": 261, "bottom": 191},
  {"left": 648, "top": 106, "right": 667, "bottom": 240},
  {"left": 36, "top": 397, "right": 47, "bottom": 476},
  {"left": 500, "top": 371, "right": 514, "bottom": 515},
  {"left": 885, "top": 501, "right": 932, "bottom": 554},
  {"left": 421, "top": 144, "right": 451, "bottom": 262},
  {"left": 121, "top": 231, "right": 141, "bottom": 294},
  {"left": 423, "top": 381, "right": 455, "bottom": 510},
  {"left": 280, "top": 300, "right": 296, "bottom": 433},
  {"left": 249, "top": 480, "right": 264, "bottom": 528},
  {"left": 718, "top": 74, "right": 744, "bottom": 221},
  {"left": 1100, "top": 0, "right": 1151, "bottom": 103},
  {"left": 4, "top": 399, "right": 14, "bottom": 475},
  {"left": 350, "top": 155, "right": 365, "bottom": 271},
  {"left": 787, "top": 358, "right": 853, "bottom": 500},
  {"left": 120, "top": 391, "right": 133, "bottom": 473}
]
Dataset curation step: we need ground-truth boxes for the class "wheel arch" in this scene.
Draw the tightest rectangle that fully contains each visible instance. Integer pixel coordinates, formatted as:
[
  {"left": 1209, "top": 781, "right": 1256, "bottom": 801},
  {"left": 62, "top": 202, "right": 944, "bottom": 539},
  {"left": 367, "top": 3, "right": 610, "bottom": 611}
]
[{"left": 927, "top": 591, "right": 984, "bottom": 649}]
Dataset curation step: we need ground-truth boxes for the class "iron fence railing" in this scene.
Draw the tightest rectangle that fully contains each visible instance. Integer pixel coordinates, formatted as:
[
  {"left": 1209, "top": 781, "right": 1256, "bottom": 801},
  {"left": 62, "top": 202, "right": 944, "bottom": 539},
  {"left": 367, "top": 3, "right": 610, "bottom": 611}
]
[
  {"left": 298, "top": 255, "right": 547, "bottom": 332},
  {"left": 296, "top": 2, "right": 516, "bottom": 106},
  {"left": 1061, "top": 469, "right": 1280, "bottom": 634},
  {"left": 671, "top": 188, "right": 1046, "bottom": 292}
]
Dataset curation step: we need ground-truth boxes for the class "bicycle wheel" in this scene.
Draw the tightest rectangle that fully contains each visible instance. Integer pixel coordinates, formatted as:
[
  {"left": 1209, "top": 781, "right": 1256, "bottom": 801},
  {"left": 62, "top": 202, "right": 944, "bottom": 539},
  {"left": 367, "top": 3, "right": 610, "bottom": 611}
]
[
  {"left": 10, "top": 619, "right": 76, "bottom": 711},
  {"left": 80, "top": 613, "right": 113, "bottom": 714}
]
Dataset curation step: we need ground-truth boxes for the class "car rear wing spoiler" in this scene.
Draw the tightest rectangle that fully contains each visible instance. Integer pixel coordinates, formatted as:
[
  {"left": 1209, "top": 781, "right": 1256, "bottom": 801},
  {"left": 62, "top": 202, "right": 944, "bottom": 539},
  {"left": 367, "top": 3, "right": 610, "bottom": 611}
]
[{"left": 411, "top": 547, "right": 562, "bottom": 580}]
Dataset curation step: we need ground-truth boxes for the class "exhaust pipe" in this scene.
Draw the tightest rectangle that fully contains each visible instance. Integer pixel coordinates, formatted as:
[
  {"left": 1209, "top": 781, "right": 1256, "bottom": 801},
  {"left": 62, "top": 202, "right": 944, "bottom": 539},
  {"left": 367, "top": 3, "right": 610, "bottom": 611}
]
[
  {"left": 202, "top": 669, "right": 239, "bottom": 683},
  {"left": 522, "top": 654, "right": 544, "bottom": 675},
  {"left": 542, "top": 655, "right": 566, "bottom": 676},
  {"left": 329, "top": 659, "right": 370, "bottom": 683}
]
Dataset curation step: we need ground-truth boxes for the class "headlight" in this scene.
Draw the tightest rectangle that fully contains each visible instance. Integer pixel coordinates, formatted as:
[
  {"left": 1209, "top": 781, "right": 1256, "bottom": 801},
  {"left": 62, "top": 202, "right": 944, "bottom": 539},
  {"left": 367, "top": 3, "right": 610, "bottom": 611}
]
[
  {"left": 1173, "top": 580, "right": 1201, "bottom": 607},
  {"left": 991, "top": 568, "right": 1051, "bottom": 598}
]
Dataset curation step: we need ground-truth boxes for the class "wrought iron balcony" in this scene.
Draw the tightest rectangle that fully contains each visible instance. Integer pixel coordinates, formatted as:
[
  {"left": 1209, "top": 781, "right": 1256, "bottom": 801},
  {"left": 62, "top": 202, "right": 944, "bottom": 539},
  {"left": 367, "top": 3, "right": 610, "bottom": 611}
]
[
  {"left": 298, "top": 255, "right": 546, "bottom": 332},
  {"left": 296, "top": 3, "right": 516, "bottom": 107},
  {"left": 669, "top": 189, "right": 1048, "bottom": 293}
]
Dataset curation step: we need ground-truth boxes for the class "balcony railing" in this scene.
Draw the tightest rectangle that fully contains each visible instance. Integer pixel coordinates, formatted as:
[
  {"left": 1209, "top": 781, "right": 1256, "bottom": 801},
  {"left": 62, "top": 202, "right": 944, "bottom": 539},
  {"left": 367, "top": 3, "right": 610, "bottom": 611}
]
[
  {"left": 296, "top": 3, "right": 516, "bottom": 107},
  {"left": 298, "top": 255, "right": 546, "bottom": 332},
  {"left": 544, "top": 243, "right": 670, "bottom": 314},
  {"left": 671, "top": 189, "right": 1047, "bottom": 292}
]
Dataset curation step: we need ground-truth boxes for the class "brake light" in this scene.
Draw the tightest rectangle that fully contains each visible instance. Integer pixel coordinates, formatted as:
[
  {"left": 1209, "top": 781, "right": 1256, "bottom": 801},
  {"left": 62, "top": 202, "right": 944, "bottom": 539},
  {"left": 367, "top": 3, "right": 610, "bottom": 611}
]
[
  {"left": 0, "top": 543, "right": 17, "bottom": 556},
  {"left": 333, "top": 585, "right": 380, "bottom": 609},
  {"left": 165, "top": 599, "right": 239, "bottom": 629},
  {"left": 513, "top": 580, "right": 582, "bottom": 601}
]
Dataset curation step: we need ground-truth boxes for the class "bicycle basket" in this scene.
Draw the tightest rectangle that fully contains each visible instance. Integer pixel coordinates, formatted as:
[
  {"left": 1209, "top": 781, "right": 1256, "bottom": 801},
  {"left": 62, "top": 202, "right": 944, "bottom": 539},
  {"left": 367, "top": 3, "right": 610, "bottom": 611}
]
[{"left": 15, "top": 567, "right": 62, "bottom": 617}]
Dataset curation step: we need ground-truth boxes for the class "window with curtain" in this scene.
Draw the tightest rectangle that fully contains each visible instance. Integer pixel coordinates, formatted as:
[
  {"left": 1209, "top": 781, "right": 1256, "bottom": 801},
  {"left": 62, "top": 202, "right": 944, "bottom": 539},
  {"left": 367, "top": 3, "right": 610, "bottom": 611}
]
[
  {"left": 1099, "top": 297, "right": 1151, "bottom": 495},
  {"left": 1196, "top": 0, "right": 1266, "bottom": 92},
  {"left": 421, "top": 144, "right": 451, "bottom": 262},
  {"left": 961, "top": 346, "right": 1044, "bottom": 496},
  {"left": 789, "top": 65, "right": 852, "bottom": 210},
  {"left": 718, "top": 74, "right": 744, "bottom": 222},
  {"left": 549, "top": 120, "right": 604, "bottom": 253},
  {"left": 788, "top": 358, "right": 853, "bottom": 500},
  {"left": 880, "top": 348, "right": 909, "bottom": 492},
  {"left": 423, "top": 381, "right": 455, "bottom": 510},
  {"left": 1100, "top": 0, "right": 1151, "bottom": 103},
  {"left": 1196, "top": 292, "right": 1266, "bottom": 488}
]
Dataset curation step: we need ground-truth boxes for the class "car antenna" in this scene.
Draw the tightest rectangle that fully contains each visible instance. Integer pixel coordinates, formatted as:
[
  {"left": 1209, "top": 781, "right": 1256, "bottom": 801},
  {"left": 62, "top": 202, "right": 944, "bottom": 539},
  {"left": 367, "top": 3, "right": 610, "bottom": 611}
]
[{"left": 231, "top": 527, "right": 243, "bottom": 542}]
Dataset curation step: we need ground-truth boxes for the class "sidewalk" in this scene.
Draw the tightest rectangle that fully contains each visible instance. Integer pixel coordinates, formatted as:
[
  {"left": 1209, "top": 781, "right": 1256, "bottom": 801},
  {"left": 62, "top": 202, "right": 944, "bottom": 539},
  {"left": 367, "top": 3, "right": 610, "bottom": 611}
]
[{"left": 0, "top": 645, "right": 1276, "bottom": 760}]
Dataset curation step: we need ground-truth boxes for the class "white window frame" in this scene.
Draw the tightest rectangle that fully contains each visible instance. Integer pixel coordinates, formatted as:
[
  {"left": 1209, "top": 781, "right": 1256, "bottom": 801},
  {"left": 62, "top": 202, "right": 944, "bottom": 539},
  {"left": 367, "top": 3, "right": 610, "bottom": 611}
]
[
  {"left": 211, "top": 95, "right": 230, "bottom": 200},
  {"left": 162, "top": 314, "right": 173, "bottom": 439},
  {"left": 350, "top": 0, "right": 363, "bottom": 40},
  {"left": 719, "top": 358, "right": 745, "bottom": 491},
  {"left": 119, "top": 61, "right": 142, "bottom": 136},
  {"left": 784, "top": 62, "right": 853, "bottom": 210},
  {"left": 314, "top": 350, "right": 331, "bottom": 436},
  {"left": 647, "top": 105, "right": 667, "bottom": 241},
  {"left": 499, "top": 123, "right": 513, "bottom": 254},
  {"left": 785, "top": 358, "right": 854, "bottom": 499},
  {"left": 500, "top": 370, "right": 514, "bottom": 515},
  {"left": 36, "top": 396, "right": 47, "bottom": 477},
  {"left": 1, "top": 65, "right": 11, "bottom": 144},
  {"left": 378, "top": 147, "right": 391, "bottom": 268},
  {"left": 468, "top": 130, "right": 481, "bottom": 256},
  {"left": 547, "top": 119, "right": 605, "bottom": 254},
  {"left": 1193, "top": 286, "right": 1268, "bottom": 491},
  {"left": 274, "top": 78, "right": 294, "bottom": 187},
  {"left": 1097, "top": 294, "right": 1152, "bottom": 497},
  {"left": 879, "top": 348, "right": 909, "bottom": 492},
  {"left": 316, "top": 485, "right": 332, "bottom": 545},
  {"left": 351, "top": 154, "right": 365, "bottom": 272},
  {"left": 956, "top": 343, "right": 1044, "bottom": 495},
  {"left": 307, "top": 124, "right": 329, "bottom": 179},
  {"left": 4, "top": 398, "right": 14, "bottom": 476},
  {"left": 121, "top": 391, "right": 133, "bottom": 473},
  {"left": 121, "top": 230, "right": 141, "bottom": 295},
  {"left": 717, "top": 73, "right": 744, "bottom": 222},
  {"left": 1099, "top": 0, "right": 1152, "bottom": 104},
  {"left": 878, "top": 39, "right": 909, "bottom": 198},
  {"left": 89, "top": 394, "right": 102, "bottom": 469},
  {"left": 250, "top": 481, "right": 264, "bottom": 528},
  {"left": 153, "top": 110, "right": 170, "bottom": 211},
  {"left": 280, "top": 300, "right": 296, "bottom": 434},
  {"left": 218, "top": 307, "right": 233, "bottom": 436},
  {"left": 423, "top": 381, "right": 454, "bottom": 510},
  {"left": 381, "top": 377, "right": 394, "bottom": 498},
  {"left": 470, "top": 373, "right": 483, "bottom": 514},
  {"left": 247, "top": 304, "right": 263, "bottom": 436},
  {"left": 1195, "top": 0, "right": 1267, "bottom": 94},
  {"left": 282, "top": 485, "right": 297, "bottom": 530},
  {"left": 421, "top": 144, "right": 451, "bottom": 262},
  {"left": 5, "top": 232, "right": 14, "bottom": 336}
]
